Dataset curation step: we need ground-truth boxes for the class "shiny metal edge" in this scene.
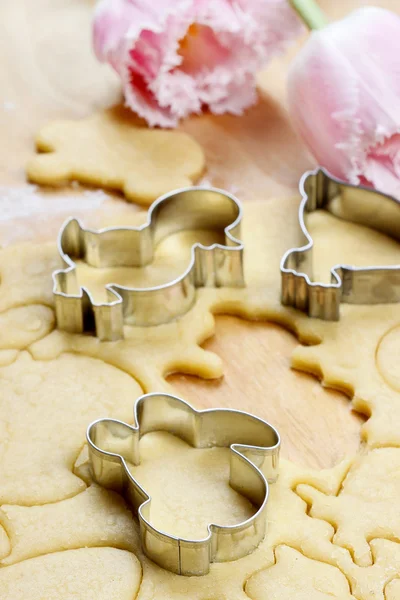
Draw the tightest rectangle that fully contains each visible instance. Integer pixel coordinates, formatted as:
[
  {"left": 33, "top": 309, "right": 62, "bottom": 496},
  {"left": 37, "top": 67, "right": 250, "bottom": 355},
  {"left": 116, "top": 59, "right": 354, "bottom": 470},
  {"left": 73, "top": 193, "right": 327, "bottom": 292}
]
[{"left": 87, "top": 392, "right": 280, "bottom": 576}]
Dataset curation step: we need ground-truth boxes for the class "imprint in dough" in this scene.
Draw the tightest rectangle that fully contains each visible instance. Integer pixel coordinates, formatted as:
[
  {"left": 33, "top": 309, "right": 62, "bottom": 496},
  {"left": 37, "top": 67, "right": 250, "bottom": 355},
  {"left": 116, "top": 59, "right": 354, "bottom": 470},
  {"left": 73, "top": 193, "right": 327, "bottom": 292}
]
[
  {"left": 376, "top": 324, "right": 400, "bottom": 392},
  {"left": 26, "top": 107, "right": 205, "bottom": 206},
  {"left": 126, "top": 431, "right": 254, "bottom": 540}
]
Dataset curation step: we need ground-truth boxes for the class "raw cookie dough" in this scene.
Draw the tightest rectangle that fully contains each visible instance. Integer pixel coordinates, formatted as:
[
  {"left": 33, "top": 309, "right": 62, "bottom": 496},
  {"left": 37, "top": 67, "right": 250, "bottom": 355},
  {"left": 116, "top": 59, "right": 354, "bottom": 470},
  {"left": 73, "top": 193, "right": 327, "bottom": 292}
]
[
  {"left": 307, "top": 210, "right": 400, "bottom": 283},
  {"left": 297, "top": 448, "right": 400, "bottom": 567},
  {"left": 0, "top": 351, "right": 143, "bottom": 504},
  {"left": 0, "top": 547, "right": 142, "bottom": 600},
  {"left": 246, "top": 545, "right": 356, "bottom": 600},
  {"left": 0, "top": 305, "right": 53, "bottom": 349},
  {"left": 1, "top": 198, "right": 400, "bottom": 598},
  {"left": 26, "top": 107, "right": 205, "bottom": 206},
  {"left": 387, "top": 579, "right": 400, "bottom": 600},
  {"left": 127, "top": 432, "right": 254, "bottom": 540},
  {"left": 0, "top": 241, "right": 59, "bottom": 313},
  {"left": 0, "top": 485, "right": 138, "bottom": 566}
]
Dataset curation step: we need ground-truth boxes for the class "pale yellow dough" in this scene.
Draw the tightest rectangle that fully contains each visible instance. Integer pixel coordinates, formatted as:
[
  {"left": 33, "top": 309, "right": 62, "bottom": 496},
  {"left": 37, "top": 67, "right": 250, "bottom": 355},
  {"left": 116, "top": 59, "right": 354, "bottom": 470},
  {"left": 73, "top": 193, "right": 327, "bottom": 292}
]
[
  {"left": 246, "top": 546, "right": 355, "bottom": 599},
  {"left": 387, "top": 579, "right": 400, "bottom": 600},
  {"left": 0, "top": 485, "right": 138, "bottom": 566},
  {"left": 26, "top": 107, "right": 205, "bottom": 206},
  {"left": 1, "top": 198, "right": 400, "bottom": 598},
  {"left": 0, "top": 547, "right": 142, "bottom": 600},
  {"left": 0, "top": 351, "right": 142, "bottom": 505}
]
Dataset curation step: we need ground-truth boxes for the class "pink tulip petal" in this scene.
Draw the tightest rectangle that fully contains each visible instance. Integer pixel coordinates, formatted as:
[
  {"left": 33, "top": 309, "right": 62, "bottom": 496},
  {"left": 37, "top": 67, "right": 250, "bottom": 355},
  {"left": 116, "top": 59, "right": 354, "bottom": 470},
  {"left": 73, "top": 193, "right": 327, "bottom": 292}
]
[
  {"left": 93, "top": 0, "right": 302, "bottom": 126},
  {"left": 288, "top": 7, "right": 400, "bottom": 199},
  {"left": 362, "top": 134, "right": 400, "bottom": 198}
]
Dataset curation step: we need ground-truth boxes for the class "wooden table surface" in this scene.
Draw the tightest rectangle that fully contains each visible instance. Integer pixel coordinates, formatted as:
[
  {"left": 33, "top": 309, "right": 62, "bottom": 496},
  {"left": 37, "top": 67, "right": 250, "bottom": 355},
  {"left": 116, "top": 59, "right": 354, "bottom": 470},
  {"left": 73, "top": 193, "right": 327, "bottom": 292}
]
[{"left": 0, "top": 0, "right": 394, "bottom": 470}]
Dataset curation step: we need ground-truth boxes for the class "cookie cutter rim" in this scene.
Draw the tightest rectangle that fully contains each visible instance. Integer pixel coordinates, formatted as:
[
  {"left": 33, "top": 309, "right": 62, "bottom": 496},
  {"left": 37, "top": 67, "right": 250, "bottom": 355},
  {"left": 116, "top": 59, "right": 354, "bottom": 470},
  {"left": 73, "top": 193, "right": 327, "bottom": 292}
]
[
  {"left": 280, "top": 167, "right": 400, "bottom": 320},
  {"left": 87, "top": 392, "right": 280, "bottom": 576},
  {"left": 53, "top": 186, "right": 244, "bottom": 341}
]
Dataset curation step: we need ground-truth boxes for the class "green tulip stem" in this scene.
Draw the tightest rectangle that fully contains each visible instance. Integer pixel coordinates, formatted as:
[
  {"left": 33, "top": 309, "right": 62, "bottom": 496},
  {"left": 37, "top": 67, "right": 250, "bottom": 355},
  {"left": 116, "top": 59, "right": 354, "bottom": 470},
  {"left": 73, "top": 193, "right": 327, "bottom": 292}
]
[{"left": 290, "top": 0, "right": 328, "bottom": 30}]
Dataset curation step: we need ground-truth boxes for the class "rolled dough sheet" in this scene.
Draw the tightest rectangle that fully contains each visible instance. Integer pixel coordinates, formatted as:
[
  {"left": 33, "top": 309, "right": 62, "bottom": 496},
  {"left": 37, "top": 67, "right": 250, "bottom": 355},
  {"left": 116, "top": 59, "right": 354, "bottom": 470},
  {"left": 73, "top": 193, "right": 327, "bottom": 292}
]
[{"left": 0, "top": 199, "right": 399, "bottom": 598}]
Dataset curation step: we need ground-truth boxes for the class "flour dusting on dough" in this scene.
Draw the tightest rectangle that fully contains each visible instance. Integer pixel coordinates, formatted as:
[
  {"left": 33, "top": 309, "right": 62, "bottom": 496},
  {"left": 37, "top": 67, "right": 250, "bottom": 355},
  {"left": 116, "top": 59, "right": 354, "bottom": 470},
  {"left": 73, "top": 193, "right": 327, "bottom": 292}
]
[{"left": 0, "top": 186, "right": 107, "bottom": 221}]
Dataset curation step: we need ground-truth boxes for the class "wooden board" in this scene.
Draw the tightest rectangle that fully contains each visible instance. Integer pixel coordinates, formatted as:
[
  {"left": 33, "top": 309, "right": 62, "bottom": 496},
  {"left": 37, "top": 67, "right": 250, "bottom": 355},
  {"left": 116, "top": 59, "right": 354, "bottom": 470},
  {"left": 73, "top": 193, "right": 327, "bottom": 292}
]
[{"left": 1, "top": 0, "right": 392, "bottom": 469}]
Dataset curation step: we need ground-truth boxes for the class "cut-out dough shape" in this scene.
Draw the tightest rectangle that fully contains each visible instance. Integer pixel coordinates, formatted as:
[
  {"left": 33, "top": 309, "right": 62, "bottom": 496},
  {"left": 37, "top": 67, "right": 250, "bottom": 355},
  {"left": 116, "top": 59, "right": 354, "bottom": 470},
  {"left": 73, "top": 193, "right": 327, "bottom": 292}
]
[
  {"left": 0, "top": 547, "right": 142, "bottom": 600},
  {"left": 26, "top": 107, "right": 205, "bottom": 206},
  {"left": 0, "top": 351, "right": 143, "bottom": 504},
  {"left": 0, "top": 305, "right": 53, "bottom": 349},
  {"left": 0, "top": 241, "right": 59, "bottom": 314},
  {"left": 246, "top": 545, "right": 356, "bottom": 599},
  {"left": 0, "top": 485, "right": 137, "bottom": 566}
]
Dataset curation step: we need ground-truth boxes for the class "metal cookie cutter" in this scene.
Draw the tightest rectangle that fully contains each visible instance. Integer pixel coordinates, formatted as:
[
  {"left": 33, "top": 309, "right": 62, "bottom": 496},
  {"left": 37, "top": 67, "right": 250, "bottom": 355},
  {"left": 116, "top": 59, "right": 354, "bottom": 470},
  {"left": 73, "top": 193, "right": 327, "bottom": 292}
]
[
  {"left": 281, "top": 167, "right": 400, "bottom": 320},
  {"left": 87, "top": 392, "right": 280, "bottom": 576},
  {"left": 53, "top": 187, "right": 244, "bottom": 341}
]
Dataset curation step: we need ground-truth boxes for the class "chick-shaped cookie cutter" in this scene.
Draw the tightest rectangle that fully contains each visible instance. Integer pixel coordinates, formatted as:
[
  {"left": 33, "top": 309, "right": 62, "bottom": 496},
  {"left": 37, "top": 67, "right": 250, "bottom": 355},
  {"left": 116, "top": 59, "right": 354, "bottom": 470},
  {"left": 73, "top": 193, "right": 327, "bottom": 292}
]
[
  {"left": 281, "top": 167, "right": 400, "bottom": 320},
  {"left": 87, "top": 392, "right": 280, "bottom": 576},
  {"left": 53, "top": 187, "right": 244, "bottom": 341}
]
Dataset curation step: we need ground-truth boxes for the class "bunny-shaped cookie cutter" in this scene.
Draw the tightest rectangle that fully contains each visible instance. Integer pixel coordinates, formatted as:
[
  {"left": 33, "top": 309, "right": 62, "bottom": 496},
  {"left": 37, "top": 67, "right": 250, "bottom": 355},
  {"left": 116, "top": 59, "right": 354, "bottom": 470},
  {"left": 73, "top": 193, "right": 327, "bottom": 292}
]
[
  {"left": 281, "top": 168, "right": 400, "bottom": 320},
  {"left": 87, "top": 392, "right": 280, "bottom": 576}
]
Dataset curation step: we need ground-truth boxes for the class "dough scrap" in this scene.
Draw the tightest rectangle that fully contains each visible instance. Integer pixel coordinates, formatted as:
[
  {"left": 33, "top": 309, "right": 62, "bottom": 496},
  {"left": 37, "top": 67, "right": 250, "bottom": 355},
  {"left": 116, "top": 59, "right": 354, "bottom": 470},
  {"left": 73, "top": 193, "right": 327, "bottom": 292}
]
[
  {"left": 292, "top": 304, "right": 400, "bottom": 447},
  {"left": 350, "top": 539, "right": 400, "bottom": 600},
  {"left": 290, "top": 210, "right": 400, "bottom": 448},
  {"left": 296, "top": 448, "right": 400, "bottom": 567},
  {"left": 0, "top": 547, "right": 142, "bottom": 600},
  {"left": 0, "top": 351, "right": 142, "bottom": 505},
  {"left": 26, "top": 107, "right": 205, "bottom": 206},
  {"left": 248, "top": 468, "right": 400, "bottom": 600}
]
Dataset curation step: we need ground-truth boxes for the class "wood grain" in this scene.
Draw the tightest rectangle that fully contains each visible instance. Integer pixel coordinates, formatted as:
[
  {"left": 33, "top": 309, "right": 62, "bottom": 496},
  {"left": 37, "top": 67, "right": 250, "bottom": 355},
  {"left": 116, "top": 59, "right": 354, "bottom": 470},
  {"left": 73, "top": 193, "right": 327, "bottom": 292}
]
[
  {"left": 169, "top": 317, "right": 364, "bottom": 469},
  {"left": 1, "top": 0, "right": 392, "bottom": 468}
]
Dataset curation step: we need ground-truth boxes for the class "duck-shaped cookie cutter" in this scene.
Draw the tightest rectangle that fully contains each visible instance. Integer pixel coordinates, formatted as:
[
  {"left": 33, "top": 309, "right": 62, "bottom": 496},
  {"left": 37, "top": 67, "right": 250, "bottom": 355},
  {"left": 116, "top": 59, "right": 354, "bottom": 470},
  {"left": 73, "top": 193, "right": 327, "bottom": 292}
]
[{"left": 53, "top": 187, "right": 244, "bottom": 341}]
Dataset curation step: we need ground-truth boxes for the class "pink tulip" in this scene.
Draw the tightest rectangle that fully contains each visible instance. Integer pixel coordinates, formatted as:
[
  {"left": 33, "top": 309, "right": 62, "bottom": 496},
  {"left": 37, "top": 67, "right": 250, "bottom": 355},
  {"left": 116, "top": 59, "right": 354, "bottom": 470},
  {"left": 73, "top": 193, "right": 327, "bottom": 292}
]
[
  {"left": 93, "top": 0, "right": 302, "bottom": 127},
  {"left": 288, "top": 3, "right": 400, "bottom": 199}
]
